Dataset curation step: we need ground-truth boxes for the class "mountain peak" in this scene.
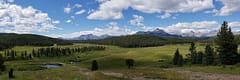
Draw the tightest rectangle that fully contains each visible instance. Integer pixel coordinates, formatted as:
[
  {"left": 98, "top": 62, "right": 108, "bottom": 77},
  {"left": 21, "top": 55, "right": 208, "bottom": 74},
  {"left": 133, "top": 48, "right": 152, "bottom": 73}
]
[{"left": 136, "top": 29, "right": 180, "bottom": 37}]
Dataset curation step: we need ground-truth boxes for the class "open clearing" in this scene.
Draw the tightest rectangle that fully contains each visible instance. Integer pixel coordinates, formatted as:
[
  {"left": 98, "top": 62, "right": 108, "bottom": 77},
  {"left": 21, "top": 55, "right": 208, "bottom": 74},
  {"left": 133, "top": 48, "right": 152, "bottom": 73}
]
[{"left": 0, "top": 43, "right": 240, "bottom": 80}]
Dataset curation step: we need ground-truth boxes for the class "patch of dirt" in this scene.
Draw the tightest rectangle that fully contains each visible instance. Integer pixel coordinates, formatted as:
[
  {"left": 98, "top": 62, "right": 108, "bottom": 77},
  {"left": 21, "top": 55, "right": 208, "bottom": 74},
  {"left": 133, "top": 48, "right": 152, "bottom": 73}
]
[
  {"left": 132, "top": 77, "right": 161, "bottom": 80},
  {"left": 101, "top": 72, "right": 124, "bottom": 78},
  {"left": 101, "top": 71, "right": 162, "bottom": 80},
  {"left": 166, "top": 69, "right": 240, "bottom": 80}
]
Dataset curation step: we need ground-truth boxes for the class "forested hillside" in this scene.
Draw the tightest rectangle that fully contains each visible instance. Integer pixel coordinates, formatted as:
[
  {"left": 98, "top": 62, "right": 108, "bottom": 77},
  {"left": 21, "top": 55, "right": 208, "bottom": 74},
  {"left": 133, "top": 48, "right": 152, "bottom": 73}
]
[
  {"left": 77, "top": 34, "right": 192, "bottom": 48},
  {"left": 0, "top": 33, "right": 72, "bottom": 50}
]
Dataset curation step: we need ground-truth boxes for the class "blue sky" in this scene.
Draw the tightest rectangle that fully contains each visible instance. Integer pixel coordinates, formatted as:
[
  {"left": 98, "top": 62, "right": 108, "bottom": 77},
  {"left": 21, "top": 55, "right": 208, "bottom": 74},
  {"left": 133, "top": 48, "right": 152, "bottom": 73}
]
[{"left": 0, "top": 0, "right": 240, "bottom": 38}]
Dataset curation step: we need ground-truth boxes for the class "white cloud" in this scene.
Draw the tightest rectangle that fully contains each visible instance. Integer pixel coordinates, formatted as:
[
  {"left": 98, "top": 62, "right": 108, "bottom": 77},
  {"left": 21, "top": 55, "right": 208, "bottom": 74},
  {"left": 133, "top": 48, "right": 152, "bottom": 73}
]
[
  {"left": 163, "top": 21, "right": 219, "bottom": 37},
  {"left": 75, "top": 9, "right": 86, "bottom": 15},
  {"left": 88, "top": 0, "right": 214, "bottom": 20},
  {"left": 0, "top": 1, "right": 58, "bottom": 33},
  {"left": 66, "top": 20, "right": 72, "bottom": 23},
  {"left": 129, "top": 15, "right": 144, "bottom": 27},
  {"left": 229, "top": 22, "right": 240, "bottom": 28},
  {"left": 213, "top": 0, "right": 240, "bottom": 16},
  {"left": 87, "top": 0, "right": 130, "bottom": 20},
  {"left": 52, "top": 20, "right": 60, "bottom": 24},
  {"left": 159, "top": 13, "right": 171, "bottom": 19},
  {"left": 64, "top": 4, "right": 71, "bottom": 14},
  {"left": 74, "top": 4, "right": 82, "bottom": 8}
]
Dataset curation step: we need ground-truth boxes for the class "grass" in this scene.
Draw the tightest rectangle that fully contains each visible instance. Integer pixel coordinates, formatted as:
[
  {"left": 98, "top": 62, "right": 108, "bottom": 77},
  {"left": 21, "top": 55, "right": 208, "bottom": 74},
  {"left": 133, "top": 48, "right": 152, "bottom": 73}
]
[{"left": 0, "top": 43, "right": 239, "bottom": 80}]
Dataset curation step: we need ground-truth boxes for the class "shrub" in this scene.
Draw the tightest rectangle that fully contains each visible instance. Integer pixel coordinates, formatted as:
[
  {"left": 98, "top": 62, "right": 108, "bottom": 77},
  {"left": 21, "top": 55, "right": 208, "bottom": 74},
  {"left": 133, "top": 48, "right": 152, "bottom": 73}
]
[
  {"left": 125, "top": 59, "right": 134, "bottom": 69},
  {"left": 91, "top": 60, "right": 98, "bottom": 71}
]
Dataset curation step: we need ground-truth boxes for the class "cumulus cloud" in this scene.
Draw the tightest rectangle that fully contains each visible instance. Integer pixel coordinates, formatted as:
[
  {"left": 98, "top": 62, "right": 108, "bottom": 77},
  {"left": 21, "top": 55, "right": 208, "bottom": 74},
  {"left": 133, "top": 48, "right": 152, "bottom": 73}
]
[
  {"left": 87, "top": 0, "right": 130, "bottom": 20},
  {"left": 164, "top": 21, "right": 218, "bottom": 37},
  {"left": 129, "top": 15, "right": 144, "bottom": 27},
  {"left": 88, "top": 0, "right": 214, "bottom": 20},
  {"left": 212, "top": 0, "right": 240, "bottom": 16},
  {"left": 75, "top": 9, "right": 86, "bottom": 15},
  {"left": 0, "top": 1, "right": 59, "bottom": 33},
  {"left": 64, "top": 4, "right": 71, "bottom": 14}
]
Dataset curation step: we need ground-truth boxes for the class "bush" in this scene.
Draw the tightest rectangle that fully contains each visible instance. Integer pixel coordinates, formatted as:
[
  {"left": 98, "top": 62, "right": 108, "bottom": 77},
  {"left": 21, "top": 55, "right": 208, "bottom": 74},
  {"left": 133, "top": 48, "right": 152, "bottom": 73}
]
[
  {"left": 125, "top": 59, "right": 134, "bottom": 69},
  {"left": 8, "top": 68, "right": 14, "bottom": 78},
  {"left": 91, "top": 60, "right": 98, "bottom": 71}
]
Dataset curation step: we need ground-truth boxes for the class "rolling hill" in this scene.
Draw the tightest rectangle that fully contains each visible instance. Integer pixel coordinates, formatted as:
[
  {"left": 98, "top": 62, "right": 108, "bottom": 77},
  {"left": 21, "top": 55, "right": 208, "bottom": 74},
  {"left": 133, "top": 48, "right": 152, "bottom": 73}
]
[
  {"left": 77, "top": 34, "right": 192, "bottom": 48},
  {"left": 0, "top": 33, "right": 72, "bottom": 50}
]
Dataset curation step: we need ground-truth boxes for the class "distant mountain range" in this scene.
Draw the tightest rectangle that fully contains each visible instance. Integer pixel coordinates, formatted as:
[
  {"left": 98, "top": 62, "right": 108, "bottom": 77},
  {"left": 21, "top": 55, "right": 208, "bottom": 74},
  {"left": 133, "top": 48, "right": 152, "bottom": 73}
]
[
  {"left": 70, "top": 34, "right": 110, "bottom": 40},
  {"left": 136, "top": 28, "right": 180, "bottom": 37},
  {"left": 70, "top": 28, "right": 181, "bottom": 40}
]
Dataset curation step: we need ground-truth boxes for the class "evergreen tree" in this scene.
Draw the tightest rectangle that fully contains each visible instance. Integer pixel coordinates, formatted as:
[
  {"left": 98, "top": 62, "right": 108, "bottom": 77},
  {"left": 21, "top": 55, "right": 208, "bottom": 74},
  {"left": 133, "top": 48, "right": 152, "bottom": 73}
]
[
  {"left": 216, "top": 21, "right": 239, "bottom": 65},
  {"left": 0, "top": 54, "right": 5, "bottom": 71},
  {"left": 91, "top": 60, "right": 98, "bottom": 71},
  {"left": 173, "top": 48, "right": 180, "bottom": 65},
  {"left": 8, "top": 68, "right": 14, "bottom": 78},
  {"left": 186, "top": 42, "right": 197, "bottom": 64},
  {"left": 204, "top": 44, "right": 215, "bottom": 65},
  {"left": 173, "top": 49, "right": 184, "bottom": 66},
  {"left": 178, "top": 54, "right": 183, "bottom": 66},
  {"left": 196, "top": 51, "right": 203, "bottom": 64}
]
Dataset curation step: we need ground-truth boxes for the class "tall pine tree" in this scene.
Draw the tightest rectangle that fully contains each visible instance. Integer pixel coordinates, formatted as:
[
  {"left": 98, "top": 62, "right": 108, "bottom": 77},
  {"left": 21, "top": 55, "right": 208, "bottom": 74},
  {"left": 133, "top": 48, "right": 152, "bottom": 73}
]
[
  {"left": 173, "top": 48, "right": 180, "bottom": 65},
  {"left": 173, "top": 48, "right": 183, "bottom": 66},
  {"left": 203, "top": 44, "right": 215, "bottom": 65},
  {"left": 216, "top": 21, "right": 239, "bottom": 65},
  {"left": 186, "top": 42, "right": 197, "bottom": 64}
]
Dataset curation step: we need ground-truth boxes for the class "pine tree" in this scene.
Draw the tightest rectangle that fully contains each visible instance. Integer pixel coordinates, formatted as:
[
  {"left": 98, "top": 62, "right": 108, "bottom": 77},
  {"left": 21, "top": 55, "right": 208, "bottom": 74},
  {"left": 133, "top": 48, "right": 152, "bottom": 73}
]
[
  {"left": 0, "top": 54, "right": 5, "bottom": 71},
  {"left": 173, "top": 49, "right": 184, "bottom": 66},
  {"left": 186, "top": 42, "right": 197, "bottom": 64},
  {"left": 203, "top": 44, "right": 215, "bottom": 65},
  {"left": 216, "top": 21, "right": 239, "bottom": 65},
  {"left": 178, "top": 54, "right": 183, "bottom": 66},
  {"left": 196, "top": 51, "right": 203, "bottom": 64},
  {"left": 173, "top": 48, "right": 180, "bottom": 65}
]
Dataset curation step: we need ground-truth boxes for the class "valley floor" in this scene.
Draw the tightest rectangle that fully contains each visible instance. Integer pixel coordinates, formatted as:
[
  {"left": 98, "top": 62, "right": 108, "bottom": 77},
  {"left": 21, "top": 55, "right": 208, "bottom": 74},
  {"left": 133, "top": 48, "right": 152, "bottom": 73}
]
[{"left": 0, "top": 43, "right": 240, "bottom": 80}]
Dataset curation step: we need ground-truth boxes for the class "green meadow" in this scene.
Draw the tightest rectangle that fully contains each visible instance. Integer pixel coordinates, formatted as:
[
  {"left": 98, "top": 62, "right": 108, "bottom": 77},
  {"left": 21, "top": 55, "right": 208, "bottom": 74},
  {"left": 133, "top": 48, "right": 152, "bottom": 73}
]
[{"left": 0, "top": 43, "right": 239, "bottom": 80}]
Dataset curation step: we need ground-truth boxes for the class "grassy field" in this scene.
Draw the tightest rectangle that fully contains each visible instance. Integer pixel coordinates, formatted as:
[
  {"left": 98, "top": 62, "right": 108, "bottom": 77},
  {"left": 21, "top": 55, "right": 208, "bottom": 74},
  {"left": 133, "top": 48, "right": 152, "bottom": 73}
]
[{"left": 0, "top": 43, "right": 239, "bottom": 80}]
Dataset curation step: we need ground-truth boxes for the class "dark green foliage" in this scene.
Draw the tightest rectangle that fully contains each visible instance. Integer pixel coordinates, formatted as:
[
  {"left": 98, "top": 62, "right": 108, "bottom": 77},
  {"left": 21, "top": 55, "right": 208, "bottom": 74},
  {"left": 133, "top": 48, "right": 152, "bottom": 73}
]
[
  {"left": 125, "top": 59, "right": 134, "bottom": 69},
  {"left": 91, "top": 60, "right": 98, "bottom": 71},
  {"left": 178, "top": 54, "right": 183, "bottom": 66},
  {"left": 216, "top": 21, "right": 239, "bottom": 65},
  {"left": 77, "top": 35, "right": 190, "bottom": 48},
  {"left": 32, "top": 46, "right": 105, "bottom": 58},
  {"left": 0, "top": 54, "right": 5, "bottom": 71},
  {"left": 173, "top": 49, "right": 183, "bottom": 66},
  {"left": 3, "top": 46, "right": 105, "bottom": 60},
  {"left": 186, "top": 42, "right": 198, "bottom": 64},
  {"left": 173, "top": 49, "right": 180, "bottom": 65},
  {"left": 203, "top": 44, "right": 215, "bottom": 65},
  {"left": 196, "top": 51, "right": 203, "bottom": 64},
  {"left": 0, "top": 42, "right": 12, "bottom": 51},
  {"left": 0, "top": 33, "right": 72, "bottom": 50},
  {"left": 8, "top": 68, "right": 14, "bottom": 78}
]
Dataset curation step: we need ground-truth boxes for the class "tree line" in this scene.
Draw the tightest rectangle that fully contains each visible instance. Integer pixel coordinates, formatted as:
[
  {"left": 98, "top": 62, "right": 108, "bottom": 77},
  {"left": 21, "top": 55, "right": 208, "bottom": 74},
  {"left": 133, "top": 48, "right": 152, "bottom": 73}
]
[
  {"left": 173, "top": 21, "right": 240, "bottom": 66},
  {"left": 2, "top": 46, "right": 106, "bottom": 61}
]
